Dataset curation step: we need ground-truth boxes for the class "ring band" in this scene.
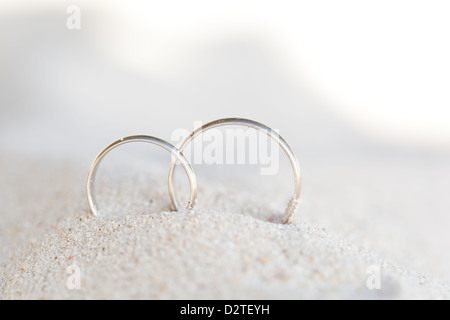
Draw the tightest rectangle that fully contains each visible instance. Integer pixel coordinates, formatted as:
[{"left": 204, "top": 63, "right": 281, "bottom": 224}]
[
  {"left": 167, "top": 118, "right": 301, "bottom": 224},
  {"left": 87, "top": 135, "right": 197, "bottom": 216}
]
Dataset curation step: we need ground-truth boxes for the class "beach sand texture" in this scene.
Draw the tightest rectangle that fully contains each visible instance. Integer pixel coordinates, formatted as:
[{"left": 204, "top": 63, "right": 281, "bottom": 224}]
[
  {"left": 0, "top": 152, "right": 449, "bottom": 299},
  {"left": 1, "top": 6, "right": 450, "bottom": 299}
]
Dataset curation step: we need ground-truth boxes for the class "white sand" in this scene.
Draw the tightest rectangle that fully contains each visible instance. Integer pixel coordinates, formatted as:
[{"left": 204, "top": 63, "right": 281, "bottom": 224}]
[
  {"left": 1, "top": 154, "right": 449, "bottom": 300},
  {"left": 1, "top": 7, "right": 449, "bottom": 299}
]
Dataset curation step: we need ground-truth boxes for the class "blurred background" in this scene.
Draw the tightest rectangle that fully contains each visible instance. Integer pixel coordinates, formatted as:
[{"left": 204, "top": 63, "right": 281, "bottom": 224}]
[{"left": 1, "top": 0, "right": 449, "bottom": 285}]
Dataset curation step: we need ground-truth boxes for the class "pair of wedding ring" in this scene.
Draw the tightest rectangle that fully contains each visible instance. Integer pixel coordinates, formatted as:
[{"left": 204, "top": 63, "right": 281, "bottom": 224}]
[{"left": 86, "top": 118, "right": 301, "bottom": 224}]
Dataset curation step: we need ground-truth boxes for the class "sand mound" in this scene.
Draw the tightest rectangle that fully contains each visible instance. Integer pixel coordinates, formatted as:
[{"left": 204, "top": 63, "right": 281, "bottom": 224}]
[{"left": 1, "top": 210, "right": 448, "bottom": 299}]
